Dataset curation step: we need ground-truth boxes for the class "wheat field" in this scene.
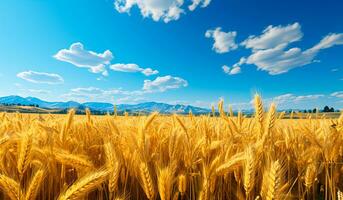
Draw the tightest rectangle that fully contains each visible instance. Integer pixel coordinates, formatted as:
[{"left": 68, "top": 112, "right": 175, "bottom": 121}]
[{"left": 0, "top": 95, "right": 342, "bottom": 200}]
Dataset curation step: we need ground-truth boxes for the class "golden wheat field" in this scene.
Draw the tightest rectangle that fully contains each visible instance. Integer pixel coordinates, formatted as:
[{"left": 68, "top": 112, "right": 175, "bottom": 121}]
[{"left": 0, "top": 95, "right": 342, "bottom": 200}]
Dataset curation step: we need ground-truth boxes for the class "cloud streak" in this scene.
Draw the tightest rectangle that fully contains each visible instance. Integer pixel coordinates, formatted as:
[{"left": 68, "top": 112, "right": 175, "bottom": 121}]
[
  {"left": 17, "top": 71, "right": 64, "bottom": 84},
  {"left": 110, "top": 63, "right": 159, "bottom": 76}
]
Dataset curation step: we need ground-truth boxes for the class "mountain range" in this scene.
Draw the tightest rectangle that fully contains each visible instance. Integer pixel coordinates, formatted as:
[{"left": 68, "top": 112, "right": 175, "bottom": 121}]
[{"left": 0, "top": 95, "right": 210, "bottom": 114}]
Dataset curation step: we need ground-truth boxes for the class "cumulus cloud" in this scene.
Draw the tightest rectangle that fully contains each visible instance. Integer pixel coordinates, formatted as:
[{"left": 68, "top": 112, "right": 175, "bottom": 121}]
[
  {"left": 205, "top": 27, "right": 238, "bottom": 53},
  {"left": 54, "top": 42, "right": 113, "bottom": 76},
  {"left": 110, "top": 63, "right": 158, "bottom": 76},
  {"left": 243, "top": 44, "right": 316, "bottom": 75},
  {"left": 17, "top": 71, "right": 64, "bottom": 84},
  {"left": 229, "top": 23, "right": 343, "bottom": 75},
  {"left": 114, "top": 0, "right": 211, "bottom": 23},
  {"left": 143, "top": 75, "right": 188, "bottom": 92},
  {"left": 222, "top": 65, "right": 241, "bottom": 75},
  {"left": 241, "top": 23, "right": 303, "bottom": 50}
]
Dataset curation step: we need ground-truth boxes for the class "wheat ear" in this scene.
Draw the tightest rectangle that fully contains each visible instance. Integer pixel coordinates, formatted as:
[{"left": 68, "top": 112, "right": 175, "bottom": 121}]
[
  {"left": 304, "top": 163, "right": 317, "bottom": 190},
  {"left": 24, "top": 169, "right": 45, "bottom": 200},
  {"left": 139, "top": 162, "right": 155, "bottom": 200},
  {"left": 243, "top": 147, "right": 257, "bottom": 196},
  {"left": 60, "top": 109, "right": 75, "bottom": 142},
  {"left": 0, "top": 174, "right": 22, "bottom": 200},
  {"left": 261, "top": 160, "right": 285, "bottom": 200},
  {"left": 157, "top": 167, "right": 174, "bottom": 200},
  {"left": 104, "top": 143, "right": 120, "bottom": 193},
  {"left": 54, "top": 151, "right": 94, "bottom": 169},
  {"left": 57, "top": 169, "right": 109, "bottom": 200},
  {"left": 177, "top": 174, "right": 187, "bottom": 196},
  {"left": 17, "top": 131, "right": 33, "bottom": 175}
]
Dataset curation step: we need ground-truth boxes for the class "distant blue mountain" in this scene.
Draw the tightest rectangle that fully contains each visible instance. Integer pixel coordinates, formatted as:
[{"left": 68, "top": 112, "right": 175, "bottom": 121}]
[
  {"left": 82, "top": 102, "right": 114, "bottom": 111},
  {"left": 0, "top": 95, "right": 210, "bottom": 114}
]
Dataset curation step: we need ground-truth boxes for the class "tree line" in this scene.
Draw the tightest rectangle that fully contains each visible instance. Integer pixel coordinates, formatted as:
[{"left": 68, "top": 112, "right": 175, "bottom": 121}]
[{"left": 0, "top": 103, "right": 40, "bottom": 107}]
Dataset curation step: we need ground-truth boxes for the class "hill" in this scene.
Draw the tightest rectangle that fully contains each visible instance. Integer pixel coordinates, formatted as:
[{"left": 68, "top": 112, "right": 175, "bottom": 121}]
[{"left": 0, "top": 95, "right": 210, "bottom": 114}]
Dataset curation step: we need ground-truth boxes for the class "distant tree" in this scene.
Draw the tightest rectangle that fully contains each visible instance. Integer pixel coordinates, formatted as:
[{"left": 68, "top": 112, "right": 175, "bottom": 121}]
[
  {"left": 313, "top": 108, "right": 317, "bottom": 113},
  {"left": 308, "top": 109, "right": 312, "bottom": 113},
  {"left": 323, "top": 106, "right": 330, "bottom": 112},
  {"left": 329, "top": 107, "right": 334, "bottom": 112},
  {"left": 303, "top": 110, "right": 307, "bottom": 113}
]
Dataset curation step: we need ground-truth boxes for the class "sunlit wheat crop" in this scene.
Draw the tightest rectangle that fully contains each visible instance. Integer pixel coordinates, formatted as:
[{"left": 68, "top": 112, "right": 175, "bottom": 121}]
[{"left": 0, "top": 95, "right": 342, "bottom": 200}]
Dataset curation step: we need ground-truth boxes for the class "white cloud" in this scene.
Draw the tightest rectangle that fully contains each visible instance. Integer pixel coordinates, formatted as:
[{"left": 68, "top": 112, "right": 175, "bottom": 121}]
[
  {"left": 62, "top": 75, "right": 188, "bottom": 102},
  {"left": 222, "top": 65, "right": 241, "bottom": 75},
  {"left": 189, "top": 0, "right": 211, "bottom": 11},
  {"left": 143, "top": 75, "right": 188, "bottom": 92},
  {"left": 17, "top": 71, "right": 64, "bottom": 84},
  {"left": 271, "top": 93, "right": 324, "bottom": 103},
  {"left": 71, "top": 87, "right": 108, "bottom": 95},
  {"left": 263, "top": 93, "right": 325, "bottom": 109},
  {"left": 54, "top": 42, "right": 113, "bottom": 76},
  {"left": 205, "top": 27, "right": 238, "bottom": 53},
  {"left": 331, "top": 68, "right": 339, "bottom": 72},
  {"left": 243, "top": 44, "right": 316, "bottom": 75},
  {"left": 114, "top": 0, "right": 211, "bottom": 23},
  {"left": 110, "top": 63, "right": 141, "bottom": 72},
  {"left": 331, "top": 91, "right": 343, "bottom": 98},
  {"left": 228, "top": 93, "right": 327, "bottom": 110},
  {"left": 293, "top": 94, "right": 325, "bottom": 101},
  {"left": 309, "top": 33, "right": 343, "bottom": 52},
  {"left": 241, "top": 23, "right": 303, "bottom": 50},
  {"left": 142, "top": 68, "right": 159, "bottom": 76},
  {"left": 110, "top": 63, "right": 159, "bottom": 76},
  {"left": 230, "top": 23, "right": 343, "bottom": 75}
]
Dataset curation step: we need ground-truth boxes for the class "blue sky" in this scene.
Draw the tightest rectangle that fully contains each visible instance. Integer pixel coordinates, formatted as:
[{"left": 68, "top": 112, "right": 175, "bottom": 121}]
[{"left": 0, "top": 0, "right": 342, "bottom": 109}]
